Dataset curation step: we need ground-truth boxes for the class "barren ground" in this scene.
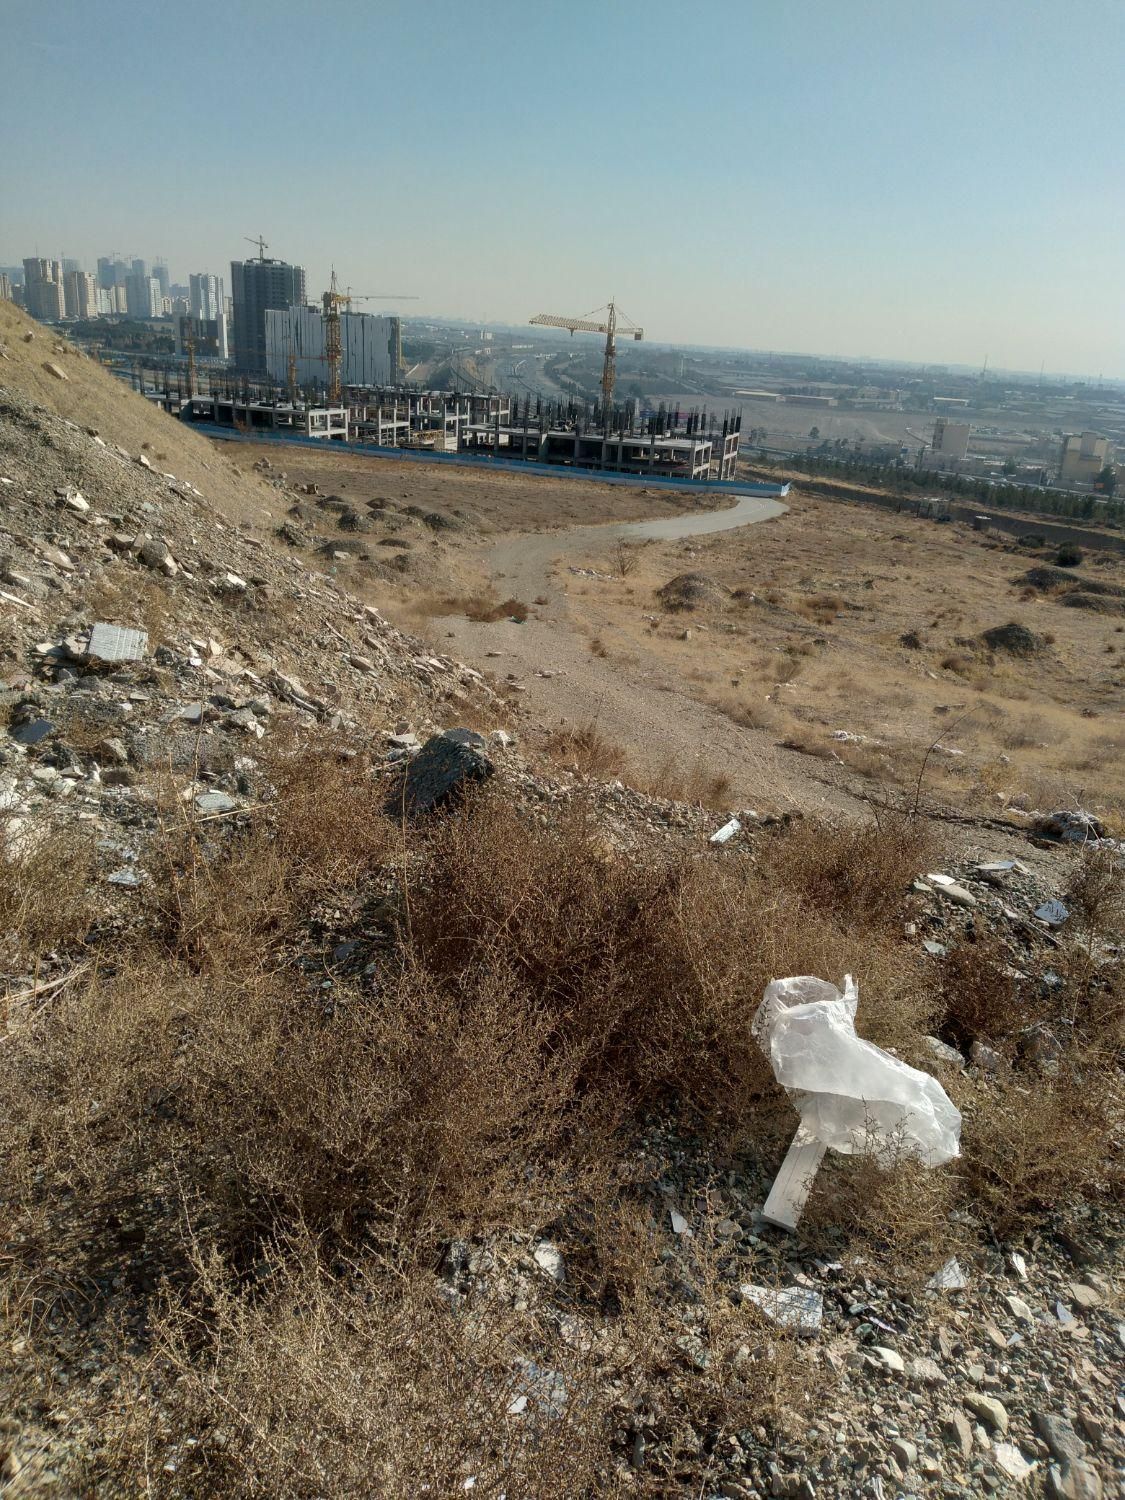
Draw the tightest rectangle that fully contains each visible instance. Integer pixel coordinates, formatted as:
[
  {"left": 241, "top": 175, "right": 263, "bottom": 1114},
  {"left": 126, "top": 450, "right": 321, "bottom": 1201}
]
[{"left": 232, "top": 432, "right": 1125, "bottom": 833}]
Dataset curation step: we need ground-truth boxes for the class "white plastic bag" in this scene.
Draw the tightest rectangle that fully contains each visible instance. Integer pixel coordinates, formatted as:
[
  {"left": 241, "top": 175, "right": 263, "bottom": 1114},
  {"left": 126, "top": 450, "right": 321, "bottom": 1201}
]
[{"left": 754, "top": 974, "right": 961, "bottom": 1165}]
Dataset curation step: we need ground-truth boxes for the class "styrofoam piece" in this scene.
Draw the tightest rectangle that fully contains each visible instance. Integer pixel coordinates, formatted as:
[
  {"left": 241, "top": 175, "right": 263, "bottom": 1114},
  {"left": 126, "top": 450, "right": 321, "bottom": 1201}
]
[{"left": 709, "top": 817, "right": 741, "bottom": 845}]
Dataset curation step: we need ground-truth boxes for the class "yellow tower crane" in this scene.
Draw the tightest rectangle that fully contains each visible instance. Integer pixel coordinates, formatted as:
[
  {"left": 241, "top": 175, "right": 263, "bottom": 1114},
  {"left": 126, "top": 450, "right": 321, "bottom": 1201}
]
[
  {"left": 321, "top": 271, "right": 419, "bottom": 402},
  {"left": 529, "top": 302, "right": 643, "bottom": 424}
]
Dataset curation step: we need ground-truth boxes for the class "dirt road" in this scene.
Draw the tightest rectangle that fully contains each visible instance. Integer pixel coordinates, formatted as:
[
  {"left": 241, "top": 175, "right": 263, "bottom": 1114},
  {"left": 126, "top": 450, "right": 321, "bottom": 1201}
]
[{"left": 435, "top": 491, "right": 868, "bottom": 814}]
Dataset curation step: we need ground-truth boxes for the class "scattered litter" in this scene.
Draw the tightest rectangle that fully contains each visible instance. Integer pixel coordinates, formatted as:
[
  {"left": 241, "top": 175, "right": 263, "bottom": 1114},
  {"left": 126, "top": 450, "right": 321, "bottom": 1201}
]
[
  {"left": 531, "top": 1242, "right": 566, "bottom": 1282},
  {"left": 992, "top": 1443, "right": 1036, "bottom": 1482},
  {"left": 709, "top": 816, "right": 741, "bottom": 845},
  {"left": 1034, "top": 809, "right": 1104, "bottom": 844},
  {"left": 754, "top": 976, "right": 960, "bottom": 1229},
  {"left": 740, "top": 1284, "right": 823, "bottom": 1335},
  {"left": 1035, "top": 899, "right": 1069, "bottom": 927},
  {"left": 1009, "top": 1251, "right": 1028, "bottom": 1281},
  {"left": 976, "top": 859, "right": 1029, "bottom": 875},
  {"left": 87, "top": 622, "right": 149, "bottom": 663},
  {"left": 928, "top": 1258, "right": 967, "bottom": 1292}
]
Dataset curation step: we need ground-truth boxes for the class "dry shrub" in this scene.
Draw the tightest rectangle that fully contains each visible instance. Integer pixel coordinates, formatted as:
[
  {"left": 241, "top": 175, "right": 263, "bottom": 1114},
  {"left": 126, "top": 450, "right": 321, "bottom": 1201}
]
[
  {"left": 956, "top": 1063, "right": 1123, "bottom": 1236},
  {"left": 266, "top": 742, "right": 399, "bottom": 890},
  {"left": 101, "top": 1246, "right": 625, "bottom": 1499},
  {"left": 633, "top": 754, "right": 733, "bottom": 808},
  {"left": 81, "top": 567, "right": 174, "bottom": 646},
  {"left": 934, "top": 936, "right": 1028, "bottom": 1047},
  {"left": 542, "top": 720, "right": 626, "bottom": 777},
  {"left": 796, "top": 592, "right": 843, "bottom": 624},
  {"left": 802, "top": 1152, "right": 965, "bottom": 1287},
  {"left": 149, "top": 744, "right": 399, "bottom": 969},
  {"left": 1063, "top": 847, "right": 1125, "bottom": 934},
  {"left": 0, "top": 959, "right": 588, "bottom": 1259},
  {"left": 756, "top": 816, "right": 934, "bottom": 933},
  {"left": 411, "top": 799, "right": 935, "bottom": 1123},
  {"left": 0, "top": 825, "right": 94, "bottom": 969}
]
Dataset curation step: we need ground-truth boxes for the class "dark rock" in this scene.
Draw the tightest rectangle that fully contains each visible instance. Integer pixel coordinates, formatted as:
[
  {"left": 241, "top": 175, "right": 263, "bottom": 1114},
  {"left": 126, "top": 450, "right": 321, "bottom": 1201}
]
[
  {"left": 1034, "top": 1413, "right": 1088, "bottom": 1467},
  {"left": 10, "top": 718, "right": 55, "bottom": 746},
  {"left": 391, "top": 728, "right": 494, "bottom": 816}
]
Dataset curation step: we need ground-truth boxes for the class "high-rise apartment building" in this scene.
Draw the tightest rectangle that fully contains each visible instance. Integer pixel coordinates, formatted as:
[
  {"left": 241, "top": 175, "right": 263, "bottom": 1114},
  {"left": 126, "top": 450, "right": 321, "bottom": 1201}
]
[
  {"left": 153, "top": 263, "right": 170, "bottom": 298},
  {"left": 125, "top": 271, "right": 161, "bottom": 319},
  {"left": 22, "top": 259, "right": 65, "bottom": 321},
  {"left": 230, "top": 255, "right": 306, "bottom": 373},
  {"left": 189, "top": 272, "right": 225, "bottom": 322},
  {"left": 97, "top": 256, "right": 130, "bottom": 290},
  {"left": 131, "top": 258, "right": 147, "bottom": 277},
  {"left": 64, "top": 271, "right": 99, "bottom": 319}
]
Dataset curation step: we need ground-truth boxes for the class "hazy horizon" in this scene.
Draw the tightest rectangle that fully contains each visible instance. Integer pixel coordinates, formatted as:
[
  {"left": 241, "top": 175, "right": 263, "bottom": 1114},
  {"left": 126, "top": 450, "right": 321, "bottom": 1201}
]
[{"left": 4, "top": 0, "right": 1123, "bottom": 379}]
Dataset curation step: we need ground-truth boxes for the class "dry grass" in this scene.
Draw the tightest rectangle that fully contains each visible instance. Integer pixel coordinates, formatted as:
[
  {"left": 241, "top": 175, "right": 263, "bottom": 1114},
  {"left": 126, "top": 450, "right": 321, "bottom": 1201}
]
[
  {"left": 542, "top": 719, "right": 627, "bottom": 777},
  {"left": 0, "top": 825, "right": 95, "bottom": 971},
  {"left": 1, "top": 750, "right": 1121, "bottom": 1493}
]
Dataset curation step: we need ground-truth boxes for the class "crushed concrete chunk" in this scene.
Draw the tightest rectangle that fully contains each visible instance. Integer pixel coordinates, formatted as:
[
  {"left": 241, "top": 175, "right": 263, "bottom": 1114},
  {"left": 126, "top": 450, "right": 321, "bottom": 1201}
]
[{"left": 740, "top": 1284, "right": 823, "bottom": 1335}]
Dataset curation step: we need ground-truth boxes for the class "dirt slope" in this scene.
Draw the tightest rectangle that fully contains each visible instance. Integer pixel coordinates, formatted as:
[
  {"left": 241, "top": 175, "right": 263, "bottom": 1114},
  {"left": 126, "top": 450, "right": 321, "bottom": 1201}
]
[{"left": 0, "top": 300, "right": 282, "bottom": 528}]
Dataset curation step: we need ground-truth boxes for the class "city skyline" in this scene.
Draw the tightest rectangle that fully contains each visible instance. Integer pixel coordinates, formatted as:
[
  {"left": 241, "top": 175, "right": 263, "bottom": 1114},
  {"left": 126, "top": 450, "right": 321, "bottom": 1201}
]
[{"left": 3, "top": 0, "right": 1124, "bottom": 378}]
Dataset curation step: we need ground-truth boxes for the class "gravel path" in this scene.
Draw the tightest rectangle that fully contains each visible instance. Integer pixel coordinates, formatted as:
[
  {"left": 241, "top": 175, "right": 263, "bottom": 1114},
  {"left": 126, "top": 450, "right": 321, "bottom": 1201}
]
[{"left": 436, "top": 492, "right": 872, "bottom": 815}]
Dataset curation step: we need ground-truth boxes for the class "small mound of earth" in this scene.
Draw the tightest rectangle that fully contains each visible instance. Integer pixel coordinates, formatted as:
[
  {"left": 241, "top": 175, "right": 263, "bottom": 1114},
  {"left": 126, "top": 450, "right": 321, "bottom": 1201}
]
[
  {"left": 657, "top": 572, "right": 730, "bottom": 612},
  {"left": 1021, "top": 565, "right": 1125, "bottom": 598},
  {"left": 980, "top": 622, "right": 1046, "bottom": 656},
  {"left": 1059, "top": 592, "right": 1125, "bottom": 615}
]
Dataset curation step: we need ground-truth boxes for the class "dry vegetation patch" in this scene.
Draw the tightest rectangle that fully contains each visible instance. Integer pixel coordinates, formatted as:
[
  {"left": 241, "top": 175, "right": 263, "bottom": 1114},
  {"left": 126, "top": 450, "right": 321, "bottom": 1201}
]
[{"left": 1, "top": 746, "right": 1122, "bottom": 1493}]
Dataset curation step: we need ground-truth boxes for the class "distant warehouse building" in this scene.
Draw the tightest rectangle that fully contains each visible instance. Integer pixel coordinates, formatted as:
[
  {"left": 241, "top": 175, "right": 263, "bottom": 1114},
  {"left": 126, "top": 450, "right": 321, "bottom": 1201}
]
[
  {"left": 1059, "top": 431, "right": 1113, "bottom": 487},
  {"left": 265, "top": 306, "right": 402, "bottom": 390},
  {"left": 931, "top": 417, "right": 971, "bottom": 463}
]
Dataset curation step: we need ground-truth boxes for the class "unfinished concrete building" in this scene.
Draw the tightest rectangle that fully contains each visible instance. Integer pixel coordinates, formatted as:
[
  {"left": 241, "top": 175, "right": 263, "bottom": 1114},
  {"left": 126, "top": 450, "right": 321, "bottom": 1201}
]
[
  {"left": 183, "top": 394, "right": 347, "bottom": 439},
  {"left": 460, "top": 413, "right": 740, "bottom": 480},
  {"left": 265, "top": 306, "right": 403, "bottom": 390}
]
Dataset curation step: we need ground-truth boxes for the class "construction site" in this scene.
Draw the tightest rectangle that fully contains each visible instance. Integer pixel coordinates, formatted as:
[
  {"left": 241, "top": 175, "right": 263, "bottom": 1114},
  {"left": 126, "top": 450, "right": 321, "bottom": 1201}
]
[{"left": 114, "top": 280, "right": 749, "bottom": 484}]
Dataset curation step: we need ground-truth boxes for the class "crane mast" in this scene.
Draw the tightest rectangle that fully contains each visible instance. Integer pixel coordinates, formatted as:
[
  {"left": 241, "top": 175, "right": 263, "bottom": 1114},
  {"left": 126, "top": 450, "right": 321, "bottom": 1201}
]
[
  {"left": 529, "top": 302, "right": 643, "bottom": 428},
  {"left": 321, "top": 271, "right": 418, "bottom": 402}
]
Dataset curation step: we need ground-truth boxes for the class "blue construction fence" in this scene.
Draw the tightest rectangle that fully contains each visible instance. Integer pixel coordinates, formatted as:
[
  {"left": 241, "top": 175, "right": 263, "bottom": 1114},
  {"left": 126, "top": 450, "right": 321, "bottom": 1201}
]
[{"left": 190, "top": 421, "right": 791, "bottom": 499}]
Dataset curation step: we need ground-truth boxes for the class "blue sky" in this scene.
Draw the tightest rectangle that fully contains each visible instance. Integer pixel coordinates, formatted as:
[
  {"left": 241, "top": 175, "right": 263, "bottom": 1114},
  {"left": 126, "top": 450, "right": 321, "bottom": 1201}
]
[{"left": 3, "top": 0, "right": 1123, "bottom": 375}]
